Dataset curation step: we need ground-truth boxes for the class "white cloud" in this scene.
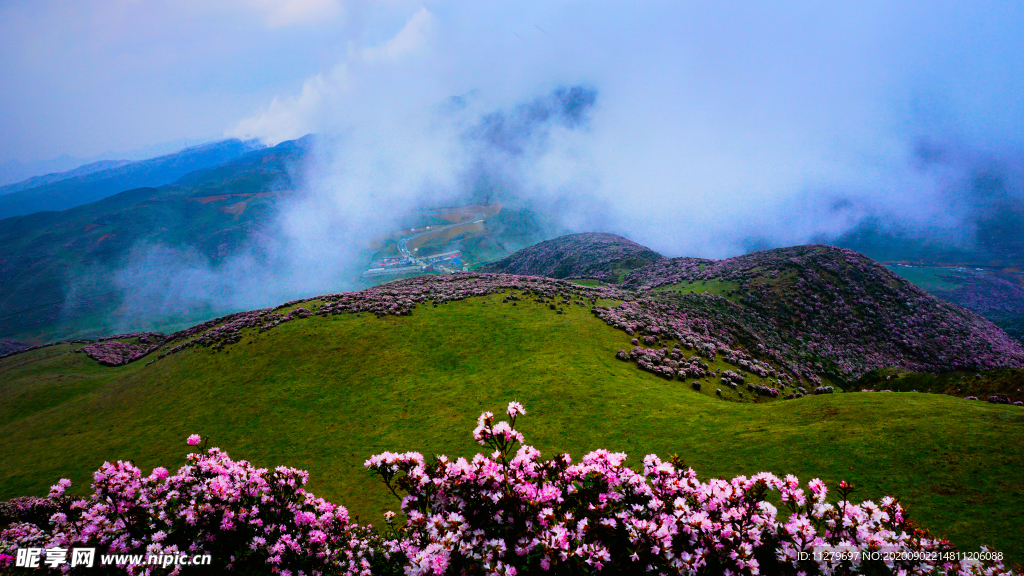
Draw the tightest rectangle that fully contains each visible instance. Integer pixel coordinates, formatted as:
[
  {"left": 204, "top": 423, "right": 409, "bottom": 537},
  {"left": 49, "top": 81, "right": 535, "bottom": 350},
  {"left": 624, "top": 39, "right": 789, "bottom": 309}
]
[
  {"left": 72, "top": 0, "right": 1024, "bottom": 326},
  {"left": 359, "top": 7, "right": 434, "bottom": 63},
  {"left": 226, "top": 6, "right": 435, "bottom": 144},
  {"left": 228, "top": 64, "right": 352, "bottom": 144},
  {"left": 252, "top": 0, "right": 343, "bottom": 28}
]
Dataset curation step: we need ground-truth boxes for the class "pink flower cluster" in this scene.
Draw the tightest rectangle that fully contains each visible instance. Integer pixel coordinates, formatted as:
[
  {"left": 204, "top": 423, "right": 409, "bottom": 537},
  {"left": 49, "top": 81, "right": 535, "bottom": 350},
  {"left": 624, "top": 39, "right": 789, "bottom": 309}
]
[
  {"left": 0, "top": 438, "right": 384, "bottom": 575},
  {"left": 80, "top": 340, "right": 160, "bottom": 366},
  {"left": 753, "top": 384, "right": 781, "bottom": 398},
  {"left": 363, "top": 404, "right": 1010, "bottom": 575},
  {"left": 1, "top": 409, "right": 1015, "bottom": 575},
  {"left": 628, "top": 345, "right": 711, "bottom": 381}
]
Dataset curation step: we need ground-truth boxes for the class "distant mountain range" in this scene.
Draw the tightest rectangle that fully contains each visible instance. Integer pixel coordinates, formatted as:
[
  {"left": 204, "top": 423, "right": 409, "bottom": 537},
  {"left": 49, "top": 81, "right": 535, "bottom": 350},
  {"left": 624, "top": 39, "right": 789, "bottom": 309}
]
[
  {"left": 0, "top": 139, "right": 265, "bottom": 219},
  {"left": 0, "top": 138, "right": 215, "bottom": 187},
  {"left": 0, "top": 160, "right": 131, "bottom": 196},
  {"left": 0, "top": 137, "right": 310, "bottom": 342}
]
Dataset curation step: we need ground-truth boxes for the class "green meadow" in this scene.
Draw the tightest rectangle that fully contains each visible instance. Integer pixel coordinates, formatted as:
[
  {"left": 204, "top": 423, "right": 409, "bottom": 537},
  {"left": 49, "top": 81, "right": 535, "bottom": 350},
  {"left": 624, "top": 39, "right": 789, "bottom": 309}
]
[{"left": 2, "top": 294, "right": 1022, "bottom": 563}]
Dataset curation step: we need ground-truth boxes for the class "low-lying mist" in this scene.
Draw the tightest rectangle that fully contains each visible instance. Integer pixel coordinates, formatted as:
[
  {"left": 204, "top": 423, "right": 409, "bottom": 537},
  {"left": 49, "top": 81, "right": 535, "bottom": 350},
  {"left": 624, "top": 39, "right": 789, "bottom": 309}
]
[
  {"left": 96, "top": 1, "right": 1024, "bottom": 334},
  {"left": 101, "top": 85, "right": 603, "bottom": 332}
]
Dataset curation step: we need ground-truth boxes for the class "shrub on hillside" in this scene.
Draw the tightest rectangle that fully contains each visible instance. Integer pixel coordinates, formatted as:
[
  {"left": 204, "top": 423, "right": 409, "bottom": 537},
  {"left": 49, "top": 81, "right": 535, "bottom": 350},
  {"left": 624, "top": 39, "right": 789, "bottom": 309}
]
[
  {"left": 80, "top": 341, "right": 159, "bottom": 366},
  {"left": 620, "top": 245, "right": 1024, "bottom": 379}
]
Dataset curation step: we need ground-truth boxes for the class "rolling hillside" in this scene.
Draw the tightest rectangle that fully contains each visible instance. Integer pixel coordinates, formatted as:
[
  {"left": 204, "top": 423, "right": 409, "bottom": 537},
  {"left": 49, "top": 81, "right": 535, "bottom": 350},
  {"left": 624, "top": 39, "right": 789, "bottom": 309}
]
[
  {"left": 3, "top": 261, "right": 1024, "bottom": 562},
  {"left": 623, "top": 245, "right": 1024, "bottom": 381}
]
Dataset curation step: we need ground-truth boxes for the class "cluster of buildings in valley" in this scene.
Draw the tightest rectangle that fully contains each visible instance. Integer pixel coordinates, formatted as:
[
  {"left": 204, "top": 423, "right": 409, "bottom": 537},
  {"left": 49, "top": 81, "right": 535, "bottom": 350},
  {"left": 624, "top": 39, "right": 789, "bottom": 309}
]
[
  {"left": 362, "top": 250, "right": 466, "bottom": 278},
  {"left": 363, "top": 204, "right": 497, "bottom": 279}
]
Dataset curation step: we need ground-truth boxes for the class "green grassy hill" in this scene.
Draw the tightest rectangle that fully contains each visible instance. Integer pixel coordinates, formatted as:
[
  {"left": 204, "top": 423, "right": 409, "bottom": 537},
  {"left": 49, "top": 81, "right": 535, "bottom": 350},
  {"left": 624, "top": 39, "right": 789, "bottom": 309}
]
[{"left": 3, "top": 275, "right": 1023, "bottom": 563}]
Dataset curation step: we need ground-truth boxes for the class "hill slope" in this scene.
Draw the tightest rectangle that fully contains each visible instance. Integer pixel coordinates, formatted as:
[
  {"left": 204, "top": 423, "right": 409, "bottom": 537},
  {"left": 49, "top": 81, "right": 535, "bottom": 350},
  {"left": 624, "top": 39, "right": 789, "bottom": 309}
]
[
  {"left": 480, "top": 232, "right": 665, "bottom": 282},
  {"left": 906, "top": 267, "right": 1024, "bottom": 345},
  {"left": 623, "top": 245, "right": 1024, "bottom": 381},
  {"left": 2, "top": 272, "right": 1023, "bottom": 562}
]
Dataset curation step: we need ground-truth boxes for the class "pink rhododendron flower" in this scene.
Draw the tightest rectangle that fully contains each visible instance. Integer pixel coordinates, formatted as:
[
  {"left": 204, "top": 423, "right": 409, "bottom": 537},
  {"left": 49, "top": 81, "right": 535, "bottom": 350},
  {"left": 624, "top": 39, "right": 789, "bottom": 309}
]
[{"left": 48, "top": 478, "right": 71, "bottom": 497}]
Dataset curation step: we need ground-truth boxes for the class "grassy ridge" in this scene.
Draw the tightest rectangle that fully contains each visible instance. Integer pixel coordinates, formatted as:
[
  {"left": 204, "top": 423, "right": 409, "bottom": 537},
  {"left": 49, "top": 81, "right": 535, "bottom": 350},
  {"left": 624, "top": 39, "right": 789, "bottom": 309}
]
[
  {"left": 2, "top": 294, "right": 1023, "bottom": 562},
  {"left": 654, "top": 278, "right": 741, "bottom": 301}
]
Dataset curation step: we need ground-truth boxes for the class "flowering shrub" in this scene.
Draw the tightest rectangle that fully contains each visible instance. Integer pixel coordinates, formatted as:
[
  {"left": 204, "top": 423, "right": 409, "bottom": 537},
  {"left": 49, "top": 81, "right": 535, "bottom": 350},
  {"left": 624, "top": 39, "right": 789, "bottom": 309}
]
[
  {"left": 0, "top": 439, "right": 387, "bottom": 575},
  {"left": 80, "top": 341, "right": 160, "bottom": 366},
  {"left": 722, "top": 370, "right": 745, "bottom": 384},
  {"left": 754, "top": 384, "right": 781, "bottom": 398},
  {"left": 364, "top": 403, "right": 1011, "bottom": 575},
  {"left": 1, "top": 405, "right": 1016, "bottom": 575}
]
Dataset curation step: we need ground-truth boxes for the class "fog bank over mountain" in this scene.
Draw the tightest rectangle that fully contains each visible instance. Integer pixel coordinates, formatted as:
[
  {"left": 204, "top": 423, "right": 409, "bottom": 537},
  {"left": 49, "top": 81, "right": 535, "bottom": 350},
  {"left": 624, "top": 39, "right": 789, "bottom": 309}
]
[
  {"left": 225, "top": 1, "right": 1024, "bottom": 260},
  {"left": 102, "top": 85, "right": 602, "bottom": 334}
]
